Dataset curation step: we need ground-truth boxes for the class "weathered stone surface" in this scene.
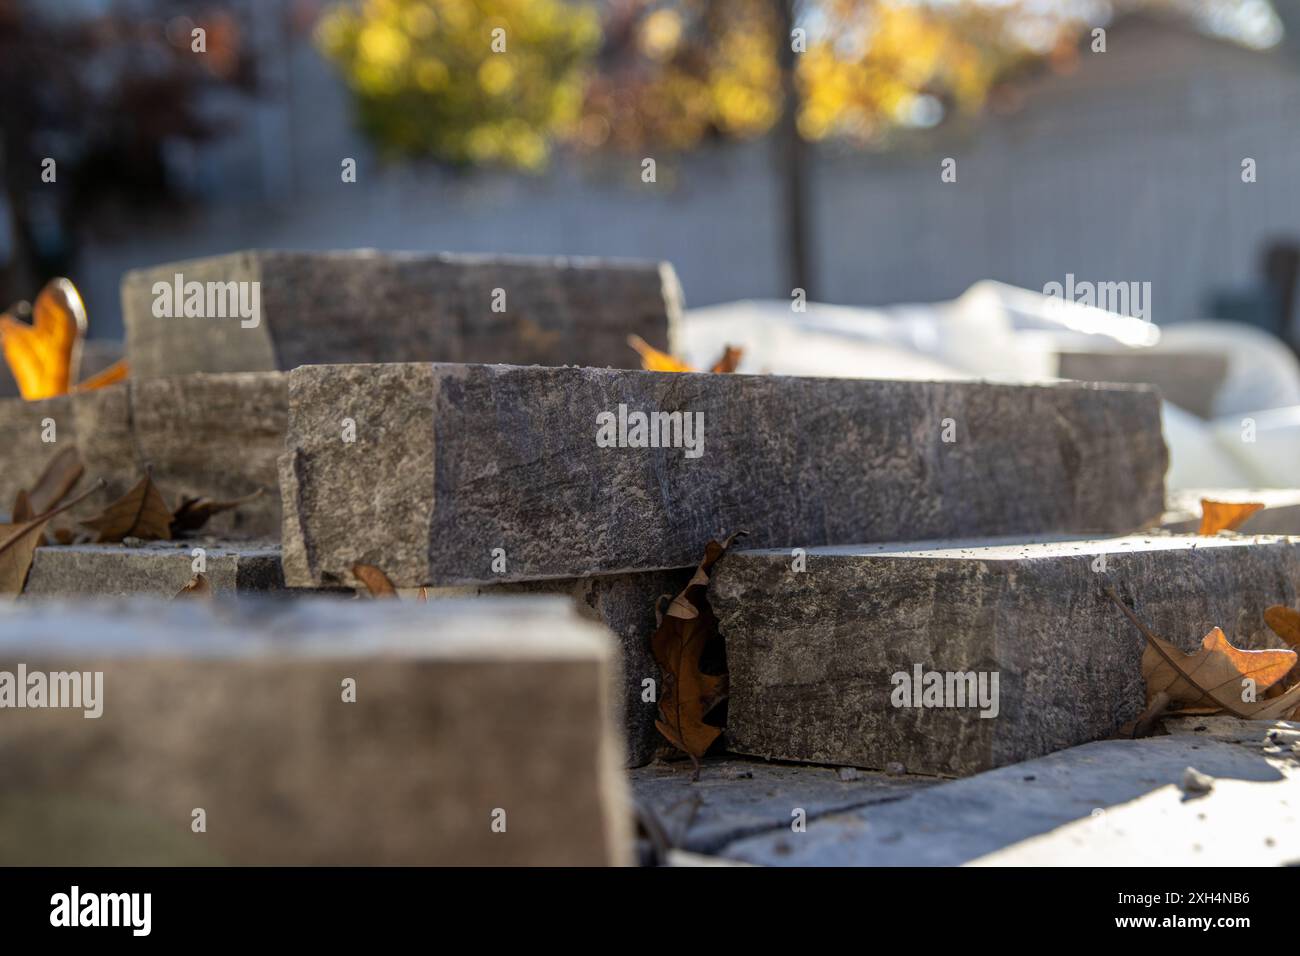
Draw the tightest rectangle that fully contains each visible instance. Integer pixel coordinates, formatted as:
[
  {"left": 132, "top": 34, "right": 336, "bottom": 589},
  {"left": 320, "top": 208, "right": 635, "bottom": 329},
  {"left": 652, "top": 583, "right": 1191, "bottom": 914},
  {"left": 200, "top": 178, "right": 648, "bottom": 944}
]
[
  {"left": 122, "top": 250, "right": 681, "bottom": 378},
  {"left": 435, "top": 568, "right": 693, "bottom": 768},
  {"left": 711, "top": 535, "right": 1300, "bottom": 776},
  {"left": 717, "top": 719, "right": 1300, "bottom": 866},
  {"left": 1162, "top": 489, "right": 1300, "bottom": 534},
  {"left": 630, "top": 757, "right": 934, "bottom": 855},
  {"left": 0, "top": 372, "right": 284, "bottom": 536},
  {"left": 22, "top": 540, "right": 283, "bottom": 598},
  {"left": 280, "top": 363, "right": 1168, "bottom": 589},
  {"left": 1056, "top": 349, "right": 1228, "bottom": 418},
  {"left": 0, "top": 597, "right": 631, "bottom": 865}
]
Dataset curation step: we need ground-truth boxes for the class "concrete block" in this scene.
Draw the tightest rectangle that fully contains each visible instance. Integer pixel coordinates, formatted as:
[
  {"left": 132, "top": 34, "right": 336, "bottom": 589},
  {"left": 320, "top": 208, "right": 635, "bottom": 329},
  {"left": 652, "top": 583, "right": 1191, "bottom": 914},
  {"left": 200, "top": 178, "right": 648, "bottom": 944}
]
[
  {"left": 21, "top": 541, "right": 283, "bottom": 598},
  {"left": 0, "top": 597, "right": 631, "bottom": 865},
  {"left": 710, "top": 534, "right": 1300, "bottom": 775}
]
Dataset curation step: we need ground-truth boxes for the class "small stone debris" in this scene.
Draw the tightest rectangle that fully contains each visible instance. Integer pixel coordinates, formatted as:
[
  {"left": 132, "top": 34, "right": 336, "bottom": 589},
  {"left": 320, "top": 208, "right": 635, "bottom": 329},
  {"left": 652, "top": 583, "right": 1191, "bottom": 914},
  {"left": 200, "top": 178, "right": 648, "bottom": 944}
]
[
  {"left": 1181, "top": 766, "right": 1215, "bottom": 794},
  {"left": 885, "top": 761, "right": 907, "bottom": 776},
  {"left": 837, "top": 767, "right": 860, "bottom": 782}
]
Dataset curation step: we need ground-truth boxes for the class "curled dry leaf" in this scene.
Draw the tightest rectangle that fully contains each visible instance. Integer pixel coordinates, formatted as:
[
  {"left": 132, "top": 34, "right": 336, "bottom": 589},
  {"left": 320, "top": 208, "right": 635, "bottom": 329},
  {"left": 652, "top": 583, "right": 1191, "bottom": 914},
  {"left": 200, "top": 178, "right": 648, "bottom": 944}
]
[
  {"left": 353, "top": 563, "right": 398, "bottom": 598},
  {"left": 1198, "top": 499, "right": 1265, "bottom": 535},
  {"left": 628, "top": 335, "right": 744, "bottom": 374},
  {"left": 628, "top": 334, "right": 693, "bottom": 372},
  {"left": 709, "top": 346, "right": 744, "bottom": 374},
  {"left": 1264, "top": 605, "right": 1300, "bottom": 648},
  {"left": 170, "top": 488, "right": 264, "bottom": 537},
  {"left": 650, "top": 531, "right": 745, "bottom": 776},
  {"left": 173, "top": 573, "right": 213, "bottom": 600},
  {"left": 0, "top": 481, "right": 104, "bottom": 595},
  {"left": 80, "top": 471, "right": 173, "bottom": 543},
  {"left": 24, "top": 446, "right": 84, "bottom": 516},
  {"left": 1107, "top": 588, "right": 1300, "bottom": 721},
  {"left": 0, "top": 278, "right": 85, "bottom": 400}
]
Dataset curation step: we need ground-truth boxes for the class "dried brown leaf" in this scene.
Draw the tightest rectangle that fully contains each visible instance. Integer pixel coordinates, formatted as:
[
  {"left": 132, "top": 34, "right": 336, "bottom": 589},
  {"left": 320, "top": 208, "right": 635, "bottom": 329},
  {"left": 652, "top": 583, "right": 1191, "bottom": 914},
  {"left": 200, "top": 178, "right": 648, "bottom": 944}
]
[
  {"left": 0, "top": 481, "right": 103, "bottom": 595},
  {"left": 170, "top": 488, "right": 264, "bottom": 537},
  {"left": 650, "top": 531, "right": 745, "bottom": 774},
  {"left": 709, "top": 345, "right": 743, "bottom": 373},
  {"left": 80, "top": 472, "right": 173, "bottom": 543},
  {"left": 1198, "top": 499, "right": 1265, "bottom": 535},
  {"left": 353, "top": 563, "right": 398, "bottom": 598},
  {"left": 173, "top": 573, "right": 213, "bottom": 600}
]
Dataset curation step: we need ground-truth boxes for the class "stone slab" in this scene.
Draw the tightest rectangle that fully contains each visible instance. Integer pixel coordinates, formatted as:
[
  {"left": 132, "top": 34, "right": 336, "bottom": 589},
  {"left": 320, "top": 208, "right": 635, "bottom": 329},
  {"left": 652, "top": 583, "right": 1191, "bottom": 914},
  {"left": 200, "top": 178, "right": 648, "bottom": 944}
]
[
  {"left": 21, "top": 540, "right": 283, "bottom": 598},
  {"left": 710, "top": 534, "right": 1300, "bottom": 776},
  {"left": 122, "top": 250, "right": 681, "bottom": 378},
  {"left": 279, "top": 363, "right": 1168, "bottom": 589},
  {"left": 1162, "top": 489, "right": 1300, "bottom": 534},
  {"left": 0, "top": 597, "right": 630, "bottom": 865},
  {"left": 434, "top": 568, "right": 694, "bottom": 768},
  {"left": 716, "top": 718, "right": 1300, "bottom": 866},
  {"left": 1056, "top": 349, "right": 1228, "bottom": 418},
  {"left": 630, "top": 757, "right": 934, "bottom": 855},
  {"left": 0, "top": 372, "right": 285, "bottom": 537}
]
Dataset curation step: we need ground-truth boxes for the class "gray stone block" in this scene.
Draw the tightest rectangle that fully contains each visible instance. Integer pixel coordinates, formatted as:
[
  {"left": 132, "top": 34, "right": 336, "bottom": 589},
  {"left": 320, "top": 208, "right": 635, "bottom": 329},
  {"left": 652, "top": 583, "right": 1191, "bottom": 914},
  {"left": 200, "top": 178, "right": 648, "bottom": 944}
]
[
  {"left": 1056, "top": 349, "right": 1228, "bottom": 418},
  {"left": 21, "top": 540, "right": 283, "bottom": 598},
  {"left": 710, "top": 534, "right": 1300, "bottom": 776},
  {"left": 0, "top": 372, "right": 285, "bottom": 537},
  {"left": 437, "top": 568, "right": 694, "bottom": 768},
  {"left": 122, "top": 250, "right": 681, "bottom": 378},
  {"left": 0, "top": 597, "right": 631, "bottom": 865},
  {"left": 716, "top": 718, "right": 1300, "bottom": 866},
  {"left": 279, "top": 363, "right": 1168, "bottom": 589}
]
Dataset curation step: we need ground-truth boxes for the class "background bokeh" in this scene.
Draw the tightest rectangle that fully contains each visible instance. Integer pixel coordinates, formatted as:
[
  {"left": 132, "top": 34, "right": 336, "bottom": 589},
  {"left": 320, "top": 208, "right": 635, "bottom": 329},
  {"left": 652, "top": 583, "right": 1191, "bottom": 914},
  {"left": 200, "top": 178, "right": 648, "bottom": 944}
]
[{"left": 0, "top": 0, "right": 1296, "bottom": 345}]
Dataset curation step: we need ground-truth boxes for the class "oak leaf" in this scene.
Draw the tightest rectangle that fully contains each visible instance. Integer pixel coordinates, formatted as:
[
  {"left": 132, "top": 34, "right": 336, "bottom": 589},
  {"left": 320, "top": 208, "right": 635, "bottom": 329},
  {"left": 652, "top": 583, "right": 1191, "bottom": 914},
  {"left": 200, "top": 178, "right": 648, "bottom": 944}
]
[
  {"left": 0, "top": 481, "right": 104, "bottom": 595},
  {"left": 1264, "top": 605, "right": 1300, "bottom": 649},
  {"left": 0, "top": 279, "right": 85, "bottom": 400},
  {"left": 353, "top": 563, "right": 398, "bottom": 598},
  {"left": 1198, "top": 499, "right": 1265, "bottom": 535},
  {"left": 0, "top": 279, "right": 128, "bottom": 400},
  {"left": 650, "top": 531, "right": 744, "bottom": 775},
  {"left": 170, "top": 488, "right": 264, "bottom": 537},
  {"left": 80, "top": 472, "right": 173, "bottom": 543},
  {"left": 1108, "top": 589, "right": 1300, "bottom": 720}
]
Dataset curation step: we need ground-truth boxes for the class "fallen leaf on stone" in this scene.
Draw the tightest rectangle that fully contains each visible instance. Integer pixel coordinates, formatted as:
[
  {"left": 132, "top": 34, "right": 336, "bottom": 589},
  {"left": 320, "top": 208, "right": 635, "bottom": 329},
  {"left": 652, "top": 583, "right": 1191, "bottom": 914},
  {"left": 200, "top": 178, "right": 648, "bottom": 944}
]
[
  {"left": 650, "top": 531, "right": 745, "bottom": 776},
  {"left": 170, "top": 488, "right": 264, "bottom": 537},
  {"left": 80, "top": 472, "right": 173, "bottom": 543},
  {"left": 353, "top": 563, "right": 398, "bottom": 598},
  {"left": 1198, "top": 499, "right": 1265, "bottom": 535},
  {"left": 709, "top": 346, "right": 744, "bottom": 373},
  {"left": 628, "top": 335, "right": 744, "bottom": 374},
  {"left": 628, "top": 334, "right": 694, "bottom": 372},
  {"left": 17, "top": 446, "right": 84, "bottom": 518},
  {"left": 0, "top": 278, "right": 85, "bottom": 400},
  {"left": 1107, "top": 588, "right": 1300, "bottom": 720},
  {"left": 173, "top": 573, "right": 212, "bottom": 600},
  {"left": 70, "top": 359, "right": 129, "bottom": 393},
  {"left": 0, "top": 481, "right": 104, "bottom": 595},
  {"left": 1264, "top": 606, "right": 1300, "bottom": 648}
]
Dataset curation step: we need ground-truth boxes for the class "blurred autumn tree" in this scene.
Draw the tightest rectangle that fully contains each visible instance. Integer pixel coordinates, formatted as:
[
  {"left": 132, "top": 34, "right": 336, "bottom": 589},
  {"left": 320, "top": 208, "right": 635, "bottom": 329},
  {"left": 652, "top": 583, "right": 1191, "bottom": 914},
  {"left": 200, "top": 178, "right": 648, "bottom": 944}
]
[
  {"left": 0, "top": 0, "right": 256, "bottom": 307},
  {"left": 316, "top": 0, "right": 601, "bottom": 168},
  {"left": 318, "top": 0, "right": 1054, "bottom": 291}
]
